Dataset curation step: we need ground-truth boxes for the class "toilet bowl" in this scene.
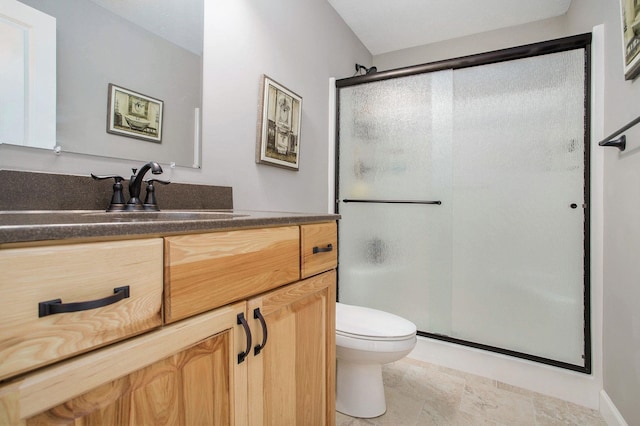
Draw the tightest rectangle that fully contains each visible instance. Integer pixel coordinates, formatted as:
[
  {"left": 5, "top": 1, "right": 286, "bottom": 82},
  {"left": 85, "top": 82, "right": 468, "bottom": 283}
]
[{"left": 335, "top": 302, "right": 417, "bottom": 418}]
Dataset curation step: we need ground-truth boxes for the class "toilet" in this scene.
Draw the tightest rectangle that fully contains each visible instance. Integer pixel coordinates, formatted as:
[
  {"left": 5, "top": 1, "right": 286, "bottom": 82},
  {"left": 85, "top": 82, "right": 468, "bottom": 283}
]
[{"left": 335, "top": 302, "right": 417, "bottom": 418}]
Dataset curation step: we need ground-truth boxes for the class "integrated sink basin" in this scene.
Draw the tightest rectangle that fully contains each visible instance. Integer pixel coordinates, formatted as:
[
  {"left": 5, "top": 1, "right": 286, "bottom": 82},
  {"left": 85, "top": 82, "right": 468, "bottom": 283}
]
[{"left": 0, "top": 210, "right": 248, "bottom": 226}]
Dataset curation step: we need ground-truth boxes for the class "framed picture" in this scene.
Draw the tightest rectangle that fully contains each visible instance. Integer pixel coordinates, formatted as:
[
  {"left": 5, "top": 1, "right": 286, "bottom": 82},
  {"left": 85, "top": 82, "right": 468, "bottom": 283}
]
[
  {"left": 107, "top": 84, "right": 163, "bottom": 143},
  {"left": 256, "top": 75, "right": 302, "bottom": 170},
  {"left": 620, "top": 0, "right": 640, "bottom": 80}
]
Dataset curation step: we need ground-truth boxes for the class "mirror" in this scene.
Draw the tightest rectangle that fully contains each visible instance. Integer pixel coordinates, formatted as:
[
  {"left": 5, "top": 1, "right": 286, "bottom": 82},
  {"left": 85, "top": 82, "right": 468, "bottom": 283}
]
[{"left": 9, "top": 0, "right": 203, "bottom": 167}]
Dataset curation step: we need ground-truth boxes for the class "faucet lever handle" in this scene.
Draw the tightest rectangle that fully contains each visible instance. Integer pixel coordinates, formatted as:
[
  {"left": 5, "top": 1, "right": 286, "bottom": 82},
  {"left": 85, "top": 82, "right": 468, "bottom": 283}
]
[
  {"left": 91, "top": 174, "right": 126, "bottom": 211},
  {"left": 143, "top": 179, "right": 171, "bottom": 211},
  {"left": 91, "top": 173, "right": 124, "bottom": 182}
]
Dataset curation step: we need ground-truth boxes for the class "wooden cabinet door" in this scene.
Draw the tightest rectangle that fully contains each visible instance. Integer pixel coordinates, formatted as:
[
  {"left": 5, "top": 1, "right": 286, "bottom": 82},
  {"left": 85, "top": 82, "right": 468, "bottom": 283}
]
[
  {"left": 0, "top": 302, "right": 249, "bottom": 426},
  {"left": 246, "top": 271, "right": 336, "bottom": 426}
]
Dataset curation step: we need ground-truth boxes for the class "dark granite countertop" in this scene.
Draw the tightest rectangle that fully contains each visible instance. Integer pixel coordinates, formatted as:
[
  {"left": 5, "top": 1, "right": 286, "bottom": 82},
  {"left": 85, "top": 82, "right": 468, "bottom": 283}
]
[{"left": 0, "top": 210, "right": 340, "bottom": 244}]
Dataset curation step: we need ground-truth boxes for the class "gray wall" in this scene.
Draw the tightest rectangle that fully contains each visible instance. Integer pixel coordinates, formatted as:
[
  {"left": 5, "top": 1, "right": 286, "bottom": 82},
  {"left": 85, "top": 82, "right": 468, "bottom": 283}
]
[
  {"left": 374, "top": 16, "right": 569, "bottom": 70},
  {"left": 198, "top": 0, "right": 370, "bottom": 212},
  {"left": 0, "top": 0, "right": 371, "bottom": 214},
  {"left": 594, "top": 1, "right": 640, "bottom": 425},
  {"left": 375, "top": 0, "right": 640, "bottom": 423}
]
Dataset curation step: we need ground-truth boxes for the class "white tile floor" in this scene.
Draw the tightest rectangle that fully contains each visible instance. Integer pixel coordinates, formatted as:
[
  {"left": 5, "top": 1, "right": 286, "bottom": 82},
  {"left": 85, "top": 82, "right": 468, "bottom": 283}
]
[{"left": 336, "top": 358, "right": 607, "bottom": 426}]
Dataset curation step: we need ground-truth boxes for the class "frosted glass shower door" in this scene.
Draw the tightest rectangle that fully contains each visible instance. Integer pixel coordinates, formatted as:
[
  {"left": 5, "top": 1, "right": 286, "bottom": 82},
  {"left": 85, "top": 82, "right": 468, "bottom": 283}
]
[
  {"left": 336, "top": 45, "right": 588, "bottom": 369},
  {"left": 337, "top": 72, "right": 454, "bottom": 334},
  {"left": 449, "top": 50, "right": 587, "bottom": 365}
]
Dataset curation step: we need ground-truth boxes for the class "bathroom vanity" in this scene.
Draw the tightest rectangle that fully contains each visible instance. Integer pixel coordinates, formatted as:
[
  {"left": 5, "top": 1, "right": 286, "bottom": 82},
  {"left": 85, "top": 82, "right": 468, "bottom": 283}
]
[{"left": 0, "top": 210, "right": 338, "bottom": 425}]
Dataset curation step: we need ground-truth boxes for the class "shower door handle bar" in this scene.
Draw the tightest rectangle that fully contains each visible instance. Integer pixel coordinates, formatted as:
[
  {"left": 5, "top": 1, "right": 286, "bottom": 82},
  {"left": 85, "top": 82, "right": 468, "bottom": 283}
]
[{"left": 342, "top": 199, "right": 442, "bottom": 205}]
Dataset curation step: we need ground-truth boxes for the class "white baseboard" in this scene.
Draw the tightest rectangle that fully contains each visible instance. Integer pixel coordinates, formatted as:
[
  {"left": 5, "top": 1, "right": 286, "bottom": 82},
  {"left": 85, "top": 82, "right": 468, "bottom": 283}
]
[{"left": 599, "top": 390, "right": 628, "bottom": 426}]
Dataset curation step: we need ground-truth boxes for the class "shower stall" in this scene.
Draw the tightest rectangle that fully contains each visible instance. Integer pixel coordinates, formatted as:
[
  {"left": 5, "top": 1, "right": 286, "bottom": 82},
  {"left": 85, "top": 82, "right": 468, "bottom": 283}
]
[{"left": 335, "top": 34, "right": 591, "bottom": 372}]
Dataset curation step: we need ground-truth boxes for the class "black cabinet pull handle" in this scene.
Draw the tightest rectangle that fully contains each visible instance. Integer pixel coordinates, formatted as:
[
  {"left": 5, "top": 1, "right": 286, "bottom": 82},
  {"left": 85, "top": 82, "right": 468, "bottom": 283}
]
[
  {"left": 313, "top": 243, "right": 333, "bottom": 254},
  {"left": 253, "top": 308, "right": 268, "bottom": 356},
  {"left": 237, "top": 312, "right": 252, "bottom": 364},
  {"left": 38, "top": 286, "right": 130, "bottom": 317}
]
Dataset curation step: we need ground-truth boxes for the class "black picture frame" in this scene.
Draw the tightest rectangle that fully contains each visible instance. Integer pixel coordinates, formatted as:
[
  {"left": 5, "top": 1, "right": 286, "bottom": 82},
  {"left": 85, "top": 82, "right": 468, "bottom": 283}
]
[
  {"left": 107, "top": 83, "right": 164, "bottom": 143},
  {"left": 256, "top": 75, "right": 302, "bottom": 170}
]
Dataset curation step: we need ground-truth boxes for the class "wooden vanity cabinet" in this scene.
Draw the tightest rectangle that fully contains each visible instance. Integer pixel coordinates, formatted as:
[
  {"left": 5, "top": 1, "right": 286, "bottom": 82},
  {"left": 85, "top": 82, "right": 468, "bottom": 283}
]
[
  {"left": 0, "top": 221, "right": 337, "bottom": 425},
  {"left": 164, "top": 222, "right": 337, "bottom": 425}
]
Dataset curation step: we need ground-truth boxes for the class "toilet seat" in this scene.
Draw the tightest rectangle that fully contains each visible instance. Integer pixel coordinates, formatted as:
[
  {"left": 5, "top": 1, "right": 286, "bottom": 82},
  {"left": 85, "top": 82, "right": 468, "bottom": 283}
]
[
  {"left": 336, "top": 330, "right": 414, "bottom": 342},
  {"left": 336, "top": 302, "right": 417, "bottom": 339}
]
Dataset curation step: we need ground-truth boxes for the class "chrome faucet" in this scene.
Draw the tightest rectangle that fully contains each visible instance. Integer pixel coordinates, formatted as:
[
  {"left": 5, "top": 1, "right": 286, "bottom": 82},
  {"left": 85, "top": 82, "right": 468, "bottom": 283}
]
[{"left": 126, "top": 161, "right": 163, "bottom": 210}]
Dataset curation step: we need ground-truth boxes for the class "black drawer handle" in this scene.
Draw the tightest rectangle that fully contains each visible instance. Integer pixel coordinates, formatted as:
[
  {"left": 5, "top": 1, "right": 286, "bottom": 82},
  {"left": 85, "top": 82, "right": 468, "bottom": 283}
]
[
  {"left": 237, "top": 312, "right": 252, "bottom": 364},
  {"left": 38, "top": 286, "right": 130, "bottom": 317},
  {"left": 313, "top": 243, "right": 333, "bottom": 254},
  {"left": 253, "top": 308, "right": 268, "bottom": 356}
]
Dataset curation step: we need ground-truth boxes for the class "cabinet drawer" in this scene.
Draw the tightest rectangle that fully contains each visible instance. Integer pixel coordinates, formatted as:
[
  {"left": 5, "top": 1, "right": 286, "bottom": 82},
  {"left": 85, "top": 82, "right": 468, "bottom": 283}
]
[
  {"left": 164, "top": 226, "right": 300, "bottom": 323},
  {"left": 0, "top": 238, "right": 163, "bottom": 381},
  {"left": 301, "top": 222, "right": 337, "bottom": 278}
]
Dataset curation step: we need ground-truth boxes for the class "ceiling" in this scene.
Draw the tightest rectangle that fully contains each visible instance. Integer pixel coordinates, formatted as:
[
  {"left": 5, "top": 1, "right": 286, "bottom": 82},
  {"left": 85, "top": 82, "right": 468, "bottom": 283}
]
[{"left": 327, "top": 0, "right": 573, "bottom": 56}]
